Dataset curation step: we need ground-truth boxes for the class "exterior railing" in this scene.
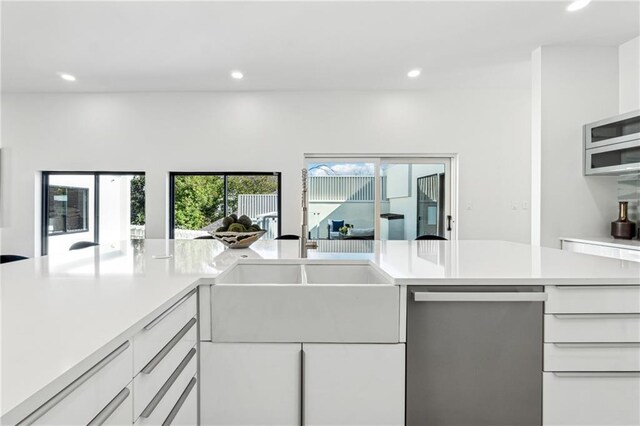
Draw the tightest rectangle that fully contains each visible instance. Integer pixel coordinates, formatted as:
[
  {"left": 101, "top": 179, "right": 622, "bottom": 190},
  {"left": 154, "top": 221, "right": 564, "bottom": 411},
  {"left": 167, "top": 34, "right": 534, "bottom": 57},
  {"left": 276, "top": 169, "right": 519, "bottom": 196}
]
[
  {"left": 238, "top": 194, "right": 278, "bottom": 218},
  {"left": 309, "top": 176, "right": 375, "bottom": 202}
]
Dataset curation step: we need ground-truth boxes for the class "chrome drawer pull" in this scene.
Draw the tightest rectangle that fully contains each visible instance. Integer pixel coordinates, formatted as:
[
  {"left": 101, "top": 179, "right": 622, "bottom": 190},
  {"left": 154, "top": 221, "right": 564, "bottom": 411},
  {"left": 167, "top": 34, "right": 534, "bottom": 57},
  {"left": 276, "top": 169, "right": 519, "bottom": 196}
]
[
  {"left": 553, "top": 372, "right": 640, "bottom": 378},
  {"left": 141, "top": 348, "right": 196, "bottom": 418},
  {"left": 552, "top": 343, "right": 640, "bottom": 348},
  {"left": 144, "top": 288, "right": 197, "bottom": 330},
  {"left": 142, "top": 317, "right": 197, "bottom": 375},
  {"left": 413, "top": 292, "right": 547, "bottom": 302},
  {"left": 17, "top": 341, "right": 130, "bottom": 426},
  {"left": 162, "top": 377, "right": 197, "bottom": 426},
  {"left": 87, "top": 387, "right": 130, "bottom": 426},
  {"left": 552, "top": 314, "right": 640, "bottom": 319}
]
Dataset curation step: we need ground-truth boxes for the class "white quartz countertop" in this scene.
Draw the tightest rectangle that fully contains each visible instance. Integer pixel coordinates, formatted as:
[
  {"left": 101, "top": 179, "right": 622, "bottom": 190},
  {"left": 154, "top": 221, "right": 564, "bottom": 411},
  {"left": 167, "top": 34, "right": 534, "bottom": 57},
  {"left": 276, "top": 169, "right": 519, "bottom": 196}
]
[
  {"left": 1, "top": 239, "right": 639, "bottom": 420},
  {"left": 560, "top": 236, "right": 640, "bottom": 251}
]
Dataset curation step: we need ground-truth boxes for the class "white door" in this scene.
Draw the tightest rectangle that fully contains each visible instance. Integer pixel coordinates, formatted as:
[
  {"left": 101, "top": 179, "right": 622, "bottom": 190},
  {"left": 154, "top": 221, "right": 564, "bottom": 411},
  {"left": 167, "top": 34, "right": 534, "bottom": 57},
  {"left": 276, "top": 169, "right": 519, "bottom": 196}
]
[
  {"left": 200, "top": 342, "right": 301, "bottom": 426},
  {"left": 303, "top": 343, "right": 405, "bottom": 426}
]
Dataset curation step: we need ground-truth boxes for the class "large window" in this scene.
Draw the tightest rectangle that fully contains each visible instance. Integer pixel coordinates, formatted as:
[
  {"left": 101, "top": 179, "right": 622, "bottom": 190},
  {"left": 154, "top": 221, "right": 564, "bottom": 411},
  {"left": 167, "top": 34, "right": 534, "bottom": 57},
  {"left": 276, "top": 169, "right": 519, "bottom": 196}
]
[
  {"left": 170, "top": 172, "right": 281, "bottom": 239},
  {"left": 42, "top": 172, "right": 146, "bottom": 255}
]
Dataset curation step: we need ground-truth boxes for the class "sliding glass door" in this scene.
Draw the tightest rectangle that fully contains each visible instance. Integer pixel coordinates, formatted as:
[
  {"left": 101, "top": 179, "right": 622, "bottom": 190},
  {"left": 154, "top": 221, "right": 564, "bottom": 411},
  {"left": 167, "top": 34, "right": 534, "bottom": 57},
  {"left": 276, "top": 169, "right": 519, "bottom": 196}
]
[
  {"left": 170, "top": 172, "right": 281, "bottom": 239},
  {"left": 380, "top": 158, "right": 452, "bottom": 240},
  {"left": 42, "top": 172, "right": 146, "bottom": 255},
  {"left": 305, "top": 156, "right": 455, "bottom": 241}
]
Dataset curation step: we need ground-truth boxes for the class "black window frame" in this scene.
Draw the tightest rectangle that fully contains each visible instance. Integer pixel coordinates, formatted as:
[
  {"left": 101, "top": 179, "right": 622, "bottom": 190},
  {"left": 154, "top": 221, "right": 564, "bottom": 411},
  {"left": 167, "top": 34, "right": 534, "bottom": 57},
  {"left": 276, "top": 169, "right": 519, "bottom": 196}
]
[
  {"left": 169, "top": 171, "right": 282, "bottom": 239},
  {"left": 41, "top": 171, "right": 146, "bottom": 255},
  {"left": 47, "top": 185, "right": 90, "bottom": 235}
]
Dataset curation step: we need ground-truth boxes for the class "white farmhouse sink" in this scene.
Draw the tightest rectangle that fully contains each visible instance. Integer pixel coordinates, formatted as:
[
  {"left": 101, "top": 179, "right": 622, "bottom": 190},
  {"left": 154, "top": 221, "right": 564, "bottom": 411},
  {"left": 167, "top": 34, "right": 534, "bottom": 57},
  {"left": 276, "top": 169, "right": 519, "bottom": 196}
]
[
  {"left": 215, "top": 263, "right": 303, "bottom": 284},
  {"left": 210, "top": 261, "right": 399, "bottom": 343},
  {"left": 304, "top": 263, "right": 390, "bottom": 284}
]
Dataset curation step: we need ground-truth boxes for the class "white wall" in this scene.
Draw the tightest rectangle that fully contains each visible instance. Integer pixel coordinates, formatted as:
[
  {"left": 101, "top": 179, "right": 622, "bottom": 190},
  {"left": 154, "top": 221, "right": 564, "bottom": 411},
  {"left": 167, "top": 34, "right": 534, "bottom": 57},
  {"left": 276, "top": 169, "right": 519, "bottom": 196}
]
[
  {"left": 619, "top": 36, "right": 640, "bottom": 114},
  {"left": 531, "top": 46, "right": 619, "bottom": 248},
  {"left": 1, "top": 89, "right": 531, "bottom": 256}
]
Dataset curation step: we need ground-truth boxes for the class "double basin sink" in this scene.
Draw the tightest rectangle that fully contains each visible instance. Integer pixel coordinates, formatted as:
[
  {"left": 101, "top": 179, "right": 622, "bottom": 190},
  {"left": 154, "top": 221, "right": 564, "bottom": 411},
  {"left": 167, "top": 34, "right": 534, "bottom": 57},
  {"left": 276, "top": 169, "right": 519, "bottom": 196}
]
[{"left": 210, "top": 261, "right": 400, "bottom": 342}]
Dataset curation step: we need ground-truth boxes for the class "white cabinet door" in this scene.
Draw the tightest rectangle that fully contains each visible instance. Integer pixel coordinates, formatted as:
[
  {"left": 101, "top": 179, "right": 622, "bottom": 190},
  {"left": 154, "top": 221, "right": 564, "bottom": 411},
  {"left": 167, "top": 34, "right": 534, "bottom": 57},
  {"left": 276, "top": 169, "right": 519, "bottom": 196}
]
[
  {"left": 304, "top": 343, "right": 405, "bottom": 426},
  {"left": 543, "top": 372, "right": 640, "bottom": 426},
  {"left": 200, "top": 343, "right": 301, "bottom": 426}
]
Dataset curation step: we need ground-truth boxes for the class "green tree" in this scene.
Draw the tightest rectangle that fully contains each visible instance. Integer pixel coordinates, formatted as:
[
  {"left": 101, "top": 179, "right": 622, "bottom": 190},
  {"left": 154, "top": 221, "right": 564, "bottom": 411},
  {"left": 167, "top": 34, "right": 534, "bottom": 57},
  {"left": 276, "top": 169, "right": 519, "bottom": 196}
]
[
  {"left": 174, "top": 175, "right": 225, "bottom": 230},
  {"left": 130, "top": 175, "right": 146, "bottom": 225}
]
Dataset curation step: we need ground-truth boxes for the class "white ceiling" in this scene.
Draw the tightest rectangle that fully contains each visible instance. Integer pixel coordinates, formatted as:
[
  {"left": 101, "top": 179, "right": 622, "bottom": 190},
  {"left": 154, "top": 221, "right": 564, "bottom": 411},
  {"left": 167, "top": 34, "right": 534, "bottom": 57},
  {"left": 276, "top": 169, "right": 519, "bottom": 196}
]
[{"left": 2, "top": 1, "right": 638, "bottom": 92}]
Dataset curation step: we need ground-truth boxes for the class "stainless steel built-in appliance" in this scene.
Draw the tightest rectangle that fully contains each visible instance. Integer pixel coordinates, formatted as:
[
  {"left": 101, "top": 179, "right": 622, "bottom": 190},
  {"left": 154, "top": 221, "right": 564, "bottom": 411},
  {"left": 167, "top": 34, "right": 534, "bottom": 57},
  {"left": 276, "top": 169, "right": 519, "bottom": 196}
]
[
  {"left": 406, "top": 286, "right": 546, "bottom": 426},
  {"left": 584, "top": 110, "right": 640, "bottom": 175}
]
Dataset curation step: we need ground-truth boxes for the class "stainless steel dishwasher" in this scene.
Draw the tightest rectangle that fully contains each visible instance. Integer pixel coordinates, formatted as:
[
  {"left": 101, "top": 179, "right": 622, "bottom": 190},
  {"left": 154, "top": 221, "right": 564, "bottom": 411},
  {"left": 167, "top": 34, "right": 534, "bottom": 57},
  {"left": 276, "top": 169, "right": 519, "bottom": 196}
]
[{"left": 406, "top": 286, "right": 546, "bottom": 426}]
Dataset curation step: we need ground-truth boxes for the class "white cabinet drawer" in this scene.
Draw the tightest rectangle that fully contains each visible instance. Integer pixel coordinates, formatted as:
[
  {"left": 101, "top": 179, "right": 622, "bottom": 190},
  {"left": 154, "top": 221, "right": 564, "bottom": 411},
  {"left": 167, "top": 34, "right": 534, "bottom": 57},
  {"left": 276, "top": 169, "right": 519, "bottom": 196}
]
[
  {"left": 164, "top": 377, "right": 197, "bottom": 426},
  {"left": 25, "top": 341, "right": 133, "bottom": 426},
  {"left": 545, "top": 314, "right": 640, "bottom": 342},
  {"left": 543, "top": 372, "right": 640, "bottom": 426},
  {"left": 133, "top": 290, "right": 197, "bottom": 373},
  {"left": 545, "top": 285, "right": 640, "bottom": 314},
  {"left": 133, "top": 325, "right": 197, "bottom": 421},
  {"left": 544, "top": 343, "right": 640, "bottom": 371},
  {"left": 96, "top": 384, "right": 133, "bottom": 426},
  {"left": 135, "top": 350, "right": 197, "bottom": 426}
]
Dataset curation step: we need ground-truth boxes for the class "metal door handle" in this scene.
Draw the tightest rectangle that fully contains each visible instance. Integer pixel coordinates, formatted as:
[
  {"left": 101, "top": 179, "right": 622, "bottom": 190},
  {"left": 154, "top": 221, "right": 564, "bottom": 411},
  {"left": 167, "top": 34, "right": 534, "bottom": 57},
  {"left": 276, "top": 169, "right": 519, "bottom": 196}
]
[
  {"left": 446, "top": 215, "right": 452, "bottom": 231},
  {"left": 142, "top": 317, "right": 197, "bottom": 374},
  {"left": 17, "top": 341, "right": 130, "bottom": 426},
  {"left": 413, "top": 292, "right": 547, "bottom": 302},
  {"left": 162, "top": 377, "right": 196, "bottom": 426},
  {"left": 144, "top": 288, "right": 197, "bottom": 330},
  {"left": 88, "top": 387, "right": 130, "bottom": 426},
  {"left": 141, "top": 348, "right": 196, "bottom": 418}
]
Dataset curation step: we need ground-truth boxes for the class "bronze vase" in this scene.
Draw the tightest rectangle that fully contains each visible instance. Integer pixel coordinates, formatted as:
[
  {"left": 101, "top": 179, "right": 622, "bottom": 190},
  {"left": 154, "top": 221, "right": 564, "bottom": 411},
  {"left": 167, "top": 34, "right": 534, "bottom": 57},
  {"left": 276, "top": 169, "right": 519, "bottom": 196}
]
[{"left": 611, "top": 201, "right": 636, "bottom": 240}]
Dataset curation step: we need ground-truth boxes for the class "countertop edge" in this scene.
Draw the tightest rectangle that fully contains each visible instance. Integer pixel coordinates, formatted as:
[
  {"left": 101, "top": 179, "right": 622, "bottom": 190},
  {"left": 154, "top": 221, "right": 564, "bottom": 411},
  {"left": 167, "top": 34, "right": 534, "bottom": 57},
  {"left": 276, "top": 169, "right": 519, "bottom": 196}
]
[
  {"left": 1, "top": 281, "right": 200, "bottom": 424},
  {"left": 560, "top": 237, "right": 640, "bottom": 251}
]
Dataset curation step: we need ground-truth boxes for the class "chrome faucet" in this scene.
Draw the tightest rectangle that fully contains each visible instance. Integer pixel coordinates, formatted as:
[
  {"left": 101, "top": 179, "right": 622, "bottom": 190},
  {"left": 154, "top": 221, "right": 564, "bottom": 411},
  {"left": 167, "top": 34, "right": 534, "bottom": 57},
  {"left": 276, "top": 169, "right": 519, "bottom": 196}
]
[{"left": 300, "top": 168, "right": 318, "bottom": 258}]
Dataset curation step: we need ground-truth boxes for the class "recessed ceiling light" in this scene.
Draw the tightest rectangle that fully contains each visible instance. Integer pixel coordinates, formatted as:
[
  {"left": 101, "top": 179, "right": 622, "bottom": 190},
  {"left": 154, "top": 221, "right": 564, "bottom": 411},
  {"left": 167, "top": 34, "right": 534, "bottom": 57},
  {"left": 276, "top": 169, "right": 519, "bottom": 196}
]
[
  {"left": 567, "top": 0, "right": 591, "bottom": 12},
  {"left": 231, "top": 71, "right": 244, "bottom": 80},
  {"left": 57, "top": 72, "right": 76, "bottom": 82},
  {"left": 407, "top": 69, "right": 422, "bottom": 78}
]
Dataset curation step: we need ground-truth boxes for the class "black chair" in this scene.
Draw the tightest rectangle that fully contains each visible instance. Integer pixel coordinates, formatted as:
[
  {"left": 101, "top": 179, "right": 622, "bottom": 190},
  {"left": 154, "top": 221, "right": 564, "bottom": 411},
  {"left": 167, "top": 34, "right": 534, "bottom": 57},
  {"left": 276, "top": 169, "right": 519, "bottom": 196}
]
[
  {"left": 1, "top": 255, "right": 28, "bottom": 264},
  {"left": 415, "top": 235, "right": 448, "bottom": 241},
  {"left": 69, "top": 241, "right": 99, "bottom": 251},
  {"left": 275, "top": 234, "right": 300, "bottom": 240},
  {"left": 195, "top": 235, "right": 214, "bottom": 239}
]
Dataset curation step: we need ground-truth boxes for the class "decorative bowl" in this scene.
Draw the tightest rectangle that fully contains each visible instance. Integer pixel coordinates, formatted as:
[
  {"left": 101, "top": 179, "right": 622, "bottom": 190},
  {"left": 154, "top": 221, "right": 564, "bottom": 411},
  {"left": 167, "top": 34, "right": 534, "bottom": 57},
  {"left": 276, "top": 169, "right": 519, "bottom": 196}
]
[{"left": 209, "top": 230, "right": 266, "bottom": 249}]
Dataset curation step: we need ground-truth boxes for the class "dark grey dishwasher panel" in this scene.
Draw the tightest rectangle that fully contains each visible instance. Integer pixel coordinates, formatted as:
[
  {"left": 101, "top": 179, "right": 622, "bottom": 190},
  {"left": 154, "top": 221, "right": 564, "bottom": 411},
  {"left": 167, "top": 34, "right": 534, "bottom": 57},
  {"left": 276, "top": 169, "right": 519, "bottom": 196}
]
[{"left": 406, "top": 286, "right": 543, "bottom": 426}]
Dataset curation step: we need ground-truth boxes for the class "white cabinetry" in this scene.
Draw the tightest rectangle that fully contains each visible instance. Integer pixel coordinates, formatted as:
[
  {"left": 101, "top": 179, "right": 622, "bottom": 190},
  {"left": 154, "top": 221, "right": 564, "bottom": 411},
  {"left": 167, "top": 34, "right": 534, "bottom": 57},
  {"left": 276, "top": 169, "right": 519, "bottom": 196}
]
[
  {"left": 543, "top": 285, "right": 640, "bottom": 426},
  {"left": 201, "top": 342, "right": 405, "bottom": 426},
  {"left": 133, "top": 290, "right": 198, "bottom": 426},
  {"left": 17, "top": 341, "right": 133, "bottom": 426},
  {"left": 200, "top": 343, "right": 301, "bottom": 426},
  {"left": 304, "top": 343, "right": 405, "bottom": 426},
  {"left": 543, "top": 372, "right": 640, "bottom": 426}
]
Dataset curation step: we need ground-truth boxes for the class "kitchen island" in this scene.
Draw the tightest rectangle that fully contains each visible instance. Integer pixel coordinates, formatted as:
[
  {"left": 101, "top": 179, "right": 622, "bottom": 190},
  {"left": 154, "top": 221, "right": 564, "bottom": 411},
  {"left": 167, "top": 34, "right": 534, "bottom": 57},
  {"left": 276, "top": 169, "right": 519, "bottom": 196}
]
[{"left": 1, "top": 239, "right": 639, "bottom": 425}]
